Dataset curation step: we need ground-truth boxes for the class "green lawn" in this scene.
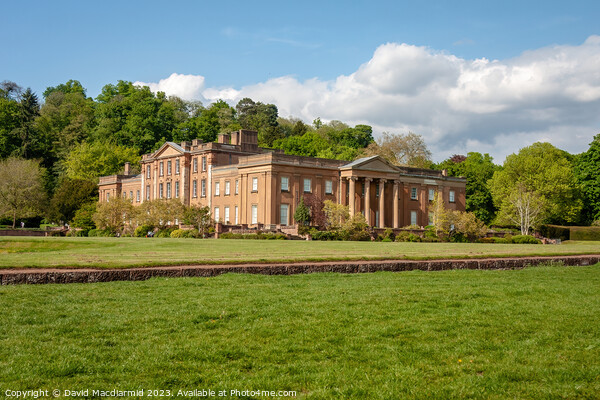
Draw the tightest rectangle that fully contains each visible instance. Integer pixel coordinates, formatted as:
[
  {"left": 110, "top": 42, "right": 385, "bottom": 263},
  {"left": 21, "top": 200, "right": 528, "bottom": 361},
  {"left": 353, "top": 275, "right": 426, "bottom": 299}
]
[
  {"left": 0, "top": 237, "right": 599, "bottom": 269},
  {"left": 1, "top": 266, "right": 599, "bottom": 399}
]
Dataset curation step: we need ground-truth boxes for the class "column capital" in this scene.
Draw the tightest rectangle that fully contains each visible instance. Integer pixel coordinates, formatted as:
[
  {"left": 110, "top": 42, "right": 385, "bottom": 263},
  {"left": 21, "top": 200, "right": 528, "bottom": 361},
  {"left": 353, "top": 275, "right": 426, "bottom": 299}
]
[
  {"left": 364, "top": 177, "right": 373, "bottom": 182},
  {"left": 379, "top": 178, "right": 387, "bottom": 183},
  {"left": 394, "top": 179, "right": 401, "bottom": 185},
  {"left": 348, "top": 176, "right": 358, "bottom": 181}
]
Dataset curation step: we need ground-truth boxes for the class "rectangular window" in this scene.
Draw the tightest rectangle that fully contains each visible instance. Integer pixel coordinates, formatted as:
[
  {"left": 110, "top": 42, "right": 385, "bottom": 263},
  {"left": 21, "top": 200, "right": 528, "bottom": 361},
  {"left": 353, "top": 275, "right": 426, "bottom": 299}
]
[
  {"left": 175, "top": 159, "right": 180, "bottom": 175},
  {"left": 325, "top": 180, "right": 333, "bottom": 195},
  {"left": 411, "top": 210, "right": 417, "bottom": 226},
  {"left": 214, "top": 207, "right": 220, "bottom": 223},
  {"left": 281, "top": 176, "right": 289, "bottom": 191},
  {"left": 428, "top": 212, "right": 434, "bottom": 226},
  {"left": 280, "top": 204, "right": 289, "bottom": 226},
  {"left": 123, "top": 192, "right": 126, "bottom": 199},
  {"left": 193, "top": 180, "right": 197, "bottom": 198},
  {"left": 193, "top": 158, "right": 198, "bottom": 173},
  {"left": 136, "top": 190, "right": 140, "bottom": 202},
  {"left": 215, "top": 181, "right": 220, "bottom": 196},
  {"left": 252, "top": 177, "right": 258, "bottom": 192},
  {"left": 129, "top": 191, "right": 133, "bottom": 199},
  {"left": 167, "top": 160, "right": 172, "bottom": 175},
  {"left": 449, "top": 190, "right": 456, "bottom": 203},
  {"left": 225, "top": 181, "right": 230, "bottom": 195},
  {"left": 429, "top": 188, "right": 435, "bottom": 201},
  {"left": 235, "top": 180, "right": 239, "bottom": 195},
  {"left": 235, "top": 206, "right": 239, "bottom": 224},
  {"left": 251, "top": 204, "right": 258, "bottom": 224},
  {"left": 375, "top": 183, "right": 379, "bottom": 197},
  {"left": 175, "top": 181, "right": 179, "bottom": 198},
  {"left": 411, "top": 187, "right": 418, "bottom": 200},
  {"left": 106, "top": 192, "right": 110, "bottom": 202},
  {"left": 224, "top": 207, "right": 230, "bottom": 224},
  {"left": 303, "top": 178, "right": 311, "bottom": 193},
  {"left": 159, "top": 183, "right": 164, "bottom": 199},
  {"left": 160, "top": 162, "right": 164, "bottom": 176},
  {"left": 146, "top": 185, "right": 150, "bottom": 200},
  {"left": 146, "top": 165, "right": 151, "bottom": 179},
  {"left": 201, "top": 179, "right": 206, "bottom": 197},
  {"left": 375, "top": 211, "right": 379, "bottom": 227},
  {"left": 202, "top": 157, "right": 207, "bottom": 172},
  {"left": 166, "top": 182, "right": 171, "bottom": 198}
]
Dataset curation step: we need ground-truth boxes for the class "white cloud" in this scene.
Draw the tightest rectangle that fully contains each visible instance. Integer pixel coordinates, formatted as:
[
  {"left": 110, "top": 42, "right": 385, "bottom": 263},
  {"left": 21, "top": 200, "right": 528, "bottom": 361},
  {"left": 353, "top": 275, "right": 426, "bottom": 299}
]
[
  {"left": 134, "top": 73, "right": 206, "bottom": 101},
  {"left": 139, "top": 36, "right": 600, "bottom": 163}
]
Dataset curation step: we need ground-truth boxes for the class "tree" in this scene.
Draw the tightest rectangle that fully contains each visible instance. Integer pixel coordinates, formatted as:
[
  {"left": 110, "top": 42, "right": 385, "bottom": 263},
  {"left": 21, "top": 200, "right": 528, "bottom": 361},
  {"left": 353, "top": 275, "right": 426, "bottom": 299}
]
[
  {"left": 574, "top": 134, "right": 600, "bottom": 223},
  {"left": 48, "top": 179, "right": 98, "bottom": 223},
  {"left": 437, "top": 152, "right": 500, "bottom": 224},
  {"left": 183, "top": 205, "right": 213, "bottom": 237},
  {"left": 93, "top": 196, "right": 134, "bottom": 234},
  {"left": 303, "top": 193, "right": 326, "bottom": 227},
  {"left": 363, "top": 131, "right": 432, "bottom": 167},
  {"left": 134, "top": 199, "right": 185, "bottom": 229},
  {"left": 0, "top": 158, "right": 46, "bottom": 228},
  {"left": 323, "top": 200, "right": 349, "bottom": 230},
  {"left": 430, "top": 191, "right": 451, "bottom": 237},
  {"left": 494, "top": 184, "right": 545, "bottom": 235},
  {"left": 70, "top": 202, "right": 97, "bottom": 232},
  {"left": 43, "top": 79, "right": 86, "bottom": 99},
  {"left": 294, "top": 197, "right": 311, "bottom": 226},
  {"left": 63, "top": 141, "right": 140, "bottom": 181},
  {"left": 235, "top": 97, "right": 282, "bottom": 146},
  {"left": 451, "top": 211, "right": 488, "bottom": 241},
  {"left": 489, "top": 142, "right": 582, "bottom": 226}
]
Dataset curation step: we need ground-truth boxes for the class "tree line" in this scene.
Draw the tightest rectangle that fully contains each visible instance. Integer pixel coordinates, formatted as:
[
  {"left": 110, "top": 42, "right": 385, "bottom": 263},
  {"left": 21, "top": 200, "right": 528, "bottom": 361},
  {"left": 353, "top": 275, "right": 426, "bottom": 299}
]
[{"left": 0, "top": 78, "right": 599, "bottom": 233}]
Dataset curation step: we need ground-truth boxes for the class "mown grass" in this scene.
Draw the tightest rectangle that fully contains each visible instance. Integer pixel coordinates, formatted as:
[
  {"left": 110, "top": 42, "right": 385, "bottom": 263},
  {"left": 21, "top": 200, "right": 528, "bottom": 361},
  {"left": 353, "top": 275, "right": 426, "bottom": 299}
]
[
  {"left": 0, "top": 237, "right": 599, "bottom": 269},
  {"left": 0, "top": 265, "right": 599, "bottom": 399}
]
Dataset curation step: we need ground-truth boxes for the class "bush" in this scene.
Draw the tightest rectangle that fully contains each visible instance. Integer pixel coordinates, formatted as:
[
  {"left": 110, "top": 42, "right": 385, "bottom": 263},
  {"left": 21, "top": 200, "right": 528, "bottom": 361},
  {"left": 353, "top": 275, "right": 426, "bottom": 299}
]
[
  {"left": 67, "top": 230, "right": 88, "bottom": 237},
  {"left": 156, "top": 227, "right": 178, "bottom": 238},
  {"left": 311, "top": 230, "right": 342, "bottom": 241},
  {"left": 476, "top": 237, "right": 495, "bottom": 243},
  {"left": 219, "top": 232, "right": 286, "bottom": 240},
  {"left": 512, "top": 235, "right": 542, "bottom": 244},
  {"left": 134, "top": 225, "right": 155, "bottom": 238},
  {"left": 395, "top": 231, "right": 421, "bottom": 242},
  {"left": 503, "top": 234, "right": 513, "bottom": 243},
  {"left": 569, "top": 226, "right": 600, "bottom": 241},
  {"left": 87, "top": 228, "right": 114, "bottom": 237},
  {"left": 539, "top": 225, "right": 570, "bottom": 241},
  {"left": 170, "top": 229, "right": 201, "bottom": 238}
]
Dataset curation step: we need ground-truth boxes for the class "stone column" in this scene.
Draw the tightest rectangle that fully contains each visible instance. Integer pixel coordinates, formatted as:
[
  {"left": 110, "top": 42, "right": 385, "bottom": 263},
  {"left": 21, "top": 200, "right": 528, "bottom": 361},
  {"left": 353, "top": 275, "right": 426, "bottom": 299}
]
[
  {"left": 379, "top": 179, "right": 386, "bottom": 228},
  {"left": 348, "top": 177, "right": 357, "bottom": 216},
  {"left": 393, "top": 180, "right": 400, "bottom": 228},
  {"left": 364, "top": 178, "right": 372, "bottom": 226}
]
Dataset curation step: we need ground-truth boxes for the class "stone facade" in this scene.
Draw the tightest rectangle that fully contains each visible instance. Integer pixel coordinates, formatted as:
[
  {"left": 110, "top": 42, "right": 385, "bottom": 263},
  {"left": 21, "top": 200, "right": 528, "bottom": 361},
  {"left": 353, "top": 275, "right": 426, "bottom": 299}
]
[{"left": 98, "top": 129, "right": 466, "bottom": 228}]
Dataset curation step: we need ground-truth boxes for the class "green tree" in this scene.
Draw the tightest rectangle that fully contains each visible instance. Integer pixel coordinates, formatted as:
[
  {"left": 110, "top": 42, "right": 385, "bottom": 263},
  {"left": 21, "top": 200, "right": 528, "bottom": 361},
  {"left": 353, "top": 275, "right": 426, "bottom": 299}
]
[
  {"left": 63, "top": 141, "right": 140, "bottom": 181},
  {"left": 437, "top": 152, "right": 500, "bottom": 224},
  {"left": 134, "top": 199, "right": 185, "bottom": 229},
  {"left": 93, "top": 196, "right": 134, "bottom": 234},
  {"left": 70, "top": 202, "right": 97, "bottom": 232},
  {"left": 363, "top": 131, "right": 432, "bottom": 167},
  {"left": 48, "top": 179, "right": 98, "bottom": 223},
  {"left": 574, "top": 134, "right": 600, "bottom": 223},
  {"left": 235, "top": 98, "right": 282, "bottom": 146},
  {"left": 183, "top": 205, "right": 213, "bottom": 237},
  {"left": 0, "top": 158, "right": 46, "bottom": 228},
  {"left": 0, "top": 82, "right": 21, "bottom": 158},
  {"left": 323, "top": 200, "right": 349, "bottom": 230},
  {"left": 489, "top": 142, "right": 583, "bottom": 226},
  {"left": 494, "top": 184, "right": 545, "bottom": 235},
  {"left": 294, "top": 197, "right": 311, "bottom": 226},
  {"left": 43, "top": 79, "right": 87, "bottom": 99}
]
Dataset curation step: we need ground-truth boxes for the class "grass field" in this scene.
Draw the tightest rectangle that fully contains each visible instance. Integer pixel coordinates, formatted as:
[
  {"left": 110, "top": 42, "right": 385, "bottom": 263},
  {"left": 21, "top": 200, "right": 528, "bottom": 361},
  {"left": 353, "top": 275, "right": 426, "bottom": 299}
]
[
  {"left": 1, "top": 265, "right": 599, "bottom": 399},
  {"left": 0, "top": 237, "right": 599, "bottom": 269}
]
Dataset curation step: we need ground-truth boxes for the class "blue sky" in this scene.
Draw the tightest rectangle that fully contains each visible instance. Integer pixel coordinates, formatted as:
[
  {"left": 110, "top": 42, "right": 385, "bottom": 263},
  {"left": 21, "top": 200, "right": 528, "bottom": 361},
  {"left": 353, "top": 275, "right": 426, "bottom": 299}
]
[{"left": 2, "top": 0, "right": 600, "bottom": 162}]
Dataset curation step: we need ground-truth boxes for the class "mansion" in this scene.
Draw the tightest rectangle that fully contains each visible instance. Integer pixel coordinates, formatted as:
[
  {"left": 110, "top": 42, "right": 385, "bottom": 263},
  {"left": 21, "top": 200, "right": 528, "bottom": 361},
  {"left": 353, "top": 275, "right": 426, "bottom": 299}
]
[{"left": 98, "top": 129, "right": 466, "bottom": 228}]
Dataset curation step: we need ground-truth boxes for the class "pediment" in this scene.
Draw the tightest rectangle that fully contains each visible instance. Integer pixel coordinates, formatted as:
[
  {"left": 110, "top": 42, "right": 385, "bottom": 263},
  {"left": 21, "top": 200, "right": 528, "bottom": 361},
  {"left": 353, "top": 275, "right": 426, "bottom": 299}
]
[
  {"left": 153, "top": 142, "right": 185, "bottom": 158},
  {"left": 342, "top": 156, "right": 399, "bottom": 173}
]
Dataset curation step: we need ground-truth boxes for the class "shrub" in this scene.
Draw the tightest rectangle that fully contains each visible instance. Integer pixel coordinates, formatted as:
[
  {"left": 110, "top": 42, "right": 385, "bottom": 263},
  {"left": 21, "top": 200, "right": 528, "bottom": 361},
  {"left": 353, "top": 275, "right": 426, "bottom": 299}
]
[
  {"left": 219, "top": 232, "right": 286, "bottom": 240},
  {"left": 569, "top": 226, "right": 600, "bottom": 241},
  {"left": 156, "top": 227, "right": 177, "bottom": 238},
  {"left": 512, "top": 235, "right": 541, "bottom": 244},
  {"left": 87, "top": 228, "right": 114, "bottom": 237},
  {"left": 395, "top": 231, "right": 421, "bottom": 242},
  {"left": 503, "top": 234, "right": 513, "bottom": 243},
  {"left": 539, "top": 225, "right": 570, "bottom": 241},
  {"left": 134, "top": 225, "right": 155, "bottom": 238},
  {"left": 311, "top": 230, "right": 342, "bottom": 241},
  {"left": 67, "top": 230, "right": 88, "bottom": 237},
  {"left": 170, "top": 229, "right": 201, "bottom": 239},
  {"left": 492, "top": 237, "right": 509, "bottom": 244}
]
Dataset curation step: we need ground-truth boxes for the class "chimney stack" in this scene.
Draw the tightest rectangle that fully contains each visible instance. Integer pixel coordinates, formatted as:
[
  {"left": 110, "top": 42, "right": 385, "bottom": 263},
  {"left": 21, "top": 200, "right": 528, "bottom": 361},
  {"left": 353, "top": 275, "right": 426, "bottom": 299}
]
[{"left": 124, "top": 162, "right": 131, "bottom": 175}]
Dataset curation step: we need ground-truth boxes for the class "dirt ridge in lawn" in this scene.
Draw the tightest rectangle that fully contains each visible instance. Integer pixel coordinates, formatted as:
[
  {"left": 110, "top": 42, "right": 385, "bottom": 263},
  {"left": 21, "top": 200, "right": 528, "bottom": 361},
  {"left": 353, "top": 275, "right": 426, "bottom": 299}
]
[{"left": 1, "top": 254, "right": 599, "bottom": 285}]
